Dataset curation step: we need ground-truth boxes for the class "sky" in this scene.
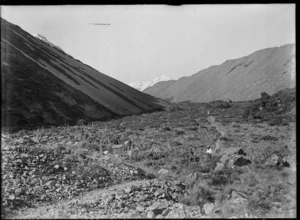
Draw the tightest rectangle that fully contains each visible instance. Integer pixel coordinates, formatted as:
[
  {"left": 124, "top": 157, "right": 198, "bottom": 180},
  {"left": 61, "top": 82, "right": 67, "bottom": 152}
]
[{"left": 1, "top": 4, "right": 295, "bottom": 84}]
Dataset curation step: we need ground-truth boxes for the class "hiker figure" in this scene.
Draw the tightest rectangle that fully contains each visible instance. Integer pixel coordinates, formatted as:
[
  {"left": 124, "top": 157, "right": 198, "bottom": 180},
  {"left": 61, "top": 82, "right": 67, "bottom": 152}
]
[
  {"left": 207, "top": 110, "right": 211, "bottom": 116},
  {"left": 205, "top": 145, "right": 212, "bottom": 159},
  {"left": 189, "top": 147, "right": 195, "bottom": 163}
]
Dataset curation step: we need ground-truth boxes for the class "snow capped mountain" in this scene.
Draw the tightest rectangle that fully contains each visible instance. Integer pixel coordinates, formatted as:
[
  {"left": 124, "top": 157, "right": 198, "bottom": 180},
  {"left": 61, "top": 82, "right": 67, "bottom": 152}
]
[
  {"left": 129, "top": 81, "right": 152, "bottom": 91},
  {"left": 32, "top": 33, "right": 64, "bottom": 52},
  {"left": 129, "top": 75, "right": 171, "bottom": 91}
]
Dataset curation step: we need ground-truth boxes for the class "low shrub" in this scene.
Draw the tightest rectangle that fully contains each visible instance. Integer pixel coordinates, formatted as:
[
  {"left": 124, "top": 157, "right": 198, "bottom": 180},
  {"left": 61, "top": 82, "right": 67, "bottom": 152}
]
[
  {"left": 180, "top": 182, "right": 215, "bottom": 207},
  {"left": 175, "top": 129, "right": 185, "bottom": 135}
]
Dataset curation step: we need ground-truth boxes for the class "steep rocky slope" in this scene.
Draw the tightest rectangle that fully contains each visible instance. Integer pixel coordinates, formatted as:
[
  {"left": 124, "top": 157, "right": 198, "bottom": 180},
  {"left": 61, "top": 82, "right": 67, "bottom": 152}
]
[
  {"left": 1, "top": 18, "right": 164, "bottom": 132},
  {"left": 144, "top": 44, "right": 295, "bottom": 103}
]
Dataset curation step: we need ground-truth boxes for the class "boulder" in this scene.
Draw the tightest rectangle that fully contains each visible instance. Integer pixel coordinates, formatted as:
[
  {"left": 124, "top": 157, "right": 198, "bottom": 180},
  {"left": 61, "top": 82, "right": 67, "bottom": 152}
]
[
  {"left": 158, "top": 168, "right": 169, "bottom": 176},
  {"left": 234, "top": 157, "right": 251, "bottom": 166},
  {"left": 152, "top": 208, "right": 166, "bottom": 216},
  {"left": 232, "top": 196, "right": 248, "bottom": 205},
  {"left": 147, "top": 201, "right": 168, "bottom": 211},
  {"left": 136, "top": 205, "right": 144, "bottom": 212},
  {"left": 214, "top": 162, "right": 225, "bottom": 171},
  {"left": 15, "top": 187, "right": 24, "bottom": 195},
  {"left": 146, "top": 210, "right": 155, "bottom": 218},
  {"left": 236, "top": 149, "right": 247, "bottom": 156},
  {"left": 112, "top": 144, "right": 123, "bottom": 149},
  {"left": 226, "top": 159, "right": 235, "bottom": 169},
  {"left": 124, "top": 188, "right": 131, "bottom": 194},
  {"left": 124, "top": 140, "right": 132, "bottom": 146},
  {"left": 203, "top": 202, "right": 215, "bottom": 215},
  {"left": 265, "top": 154, "right": 280, "bottom": 166}
]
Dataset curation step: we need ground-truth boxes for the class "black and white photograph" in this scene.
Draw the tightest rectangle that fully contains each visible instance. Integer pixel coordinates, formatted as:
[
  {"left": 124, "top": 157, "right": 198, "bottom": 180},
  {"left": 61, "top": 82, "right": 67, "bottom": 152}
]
[{"left": 1, "top": 4, "right": 296, "bottom": 218}]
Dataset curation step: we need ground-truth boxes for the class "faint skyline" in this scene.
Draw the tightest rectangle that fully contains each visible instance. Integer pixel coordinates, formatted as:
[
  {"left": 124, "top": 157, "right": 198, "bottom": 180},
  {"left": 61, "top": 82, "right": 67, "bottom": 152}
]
[{"left": 1, "top": 5, "right": 295, "bottom": 84}]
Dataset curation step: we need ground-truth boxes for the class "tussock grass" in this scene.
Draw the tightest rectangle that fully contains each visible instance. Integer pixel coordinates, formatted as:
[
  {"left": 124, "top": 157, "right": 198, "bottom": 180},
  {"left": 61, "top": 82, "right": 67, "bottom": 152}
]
[{"left": 3, "top": 92, "right": 295, "bottom": 218}]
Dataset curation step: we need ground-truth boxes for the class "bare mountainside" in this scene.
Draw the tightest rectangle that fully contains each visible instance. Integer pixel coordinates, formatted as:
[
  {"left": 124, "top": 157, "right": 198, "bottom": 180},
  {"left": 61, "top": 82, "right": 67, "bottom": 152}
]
[
  {"left": 1, "top": 18, "right": 165, "bottom": 132},
  {"left": 144, "top": 44, "right": 295, "bottom": 102}
]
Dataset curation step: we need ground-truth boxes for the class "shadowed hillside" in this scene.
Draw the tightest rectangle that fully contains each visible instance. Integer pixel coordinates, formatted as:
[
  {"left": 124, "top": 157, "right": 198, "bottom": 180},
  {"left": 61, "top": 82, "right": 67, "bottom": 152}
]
[
  {"left": 1, "top": 18, "right": 165, "bottom": 132},
  {"left": 144, "top": 44, "right": 295, "bottom": 103}
]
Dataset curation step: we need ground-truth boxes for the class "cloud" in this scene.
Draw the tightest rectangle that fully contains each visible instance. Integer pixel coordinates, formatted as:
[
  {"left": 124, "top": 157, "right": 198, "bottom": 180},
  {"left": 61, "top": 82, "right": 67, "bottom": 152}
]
[{"left": 89, "top": 23, "right": 111, "bottom": 26}]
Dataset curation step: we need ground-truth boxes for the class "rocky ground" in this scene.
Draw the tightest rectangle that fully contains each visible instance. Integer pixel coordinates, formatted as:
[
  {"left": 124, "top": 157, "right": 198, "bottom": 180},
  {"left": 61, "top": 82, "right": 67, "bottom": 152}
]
[{"left": 1, "top": 89, "right": 296, "bottom": 218}]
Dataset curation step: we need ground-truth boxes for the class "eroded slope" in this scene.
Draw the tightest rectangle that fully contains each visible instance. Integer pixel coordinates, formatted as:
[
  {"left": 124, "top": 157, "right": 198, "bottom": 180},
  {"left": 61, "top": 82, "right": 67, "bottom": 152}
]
[{"left": 144, "top": 44, "right": 295, "bottom": 102}]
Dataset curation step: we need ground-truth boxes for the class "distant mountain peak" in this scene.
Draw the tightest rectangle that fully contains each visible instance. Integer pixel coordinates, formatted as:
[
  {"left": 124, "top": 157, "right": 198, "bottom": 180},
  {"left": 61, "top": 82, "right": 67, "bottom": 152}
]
[
  {"left": 32, "top": 33, "right": 64, "bottom": 52},
  {"left": 129, "top": 75, "right": 171, "bottom": 91}
]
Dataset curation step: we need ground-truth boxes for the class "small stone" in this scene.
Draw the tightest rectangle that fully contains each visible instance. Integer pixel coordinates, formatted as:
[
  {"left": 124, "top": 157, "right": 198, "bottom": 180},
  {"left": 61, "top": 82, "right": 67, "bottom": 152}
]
[
  {"left": 136, "top": 205, "right": 144, "bottom": 212},
  {"left": 46, "top": 180, "right": 55, "bottom": 188},
  {"left": 232, "top": 197, "right": 248, "bottom": 205},
  {"left": 103, "top": 151, "right": 109, "bottom": 155},
  {"left": 155, "top": 214, "right": 163, "bottom": 218},
  {"left": 9, "top": 194, "right": 15, "bottom": 200},
  {"left": 124, "top": 188, "right": 131, "bottom": 194},
  {"left": 154, "top": 191, "right": 160, "bottom": 197},
  {"left": 124, "top": 140, "right": 131, "bottom": 146},
  {"left": 17, "top": 138, "right": 24, "bottom": 144},
  {"left": 15, "top": 188, "right": 24, "bottom": 195},
  {"left": 54, "top": 164, "right": 60, "bottom": 169},
  {"left": 31, "top": 137, "right": 39, "bottom": 143}
]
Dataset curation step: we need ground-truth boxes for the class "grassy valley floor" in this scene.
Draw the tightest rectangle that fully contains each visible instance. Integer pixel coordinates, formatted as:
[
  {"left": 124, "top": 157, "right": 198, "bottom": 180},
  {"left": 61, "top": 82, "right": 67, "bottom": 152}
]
[{"left": 1, "top": 91, "right": 296, "bottom": 218}]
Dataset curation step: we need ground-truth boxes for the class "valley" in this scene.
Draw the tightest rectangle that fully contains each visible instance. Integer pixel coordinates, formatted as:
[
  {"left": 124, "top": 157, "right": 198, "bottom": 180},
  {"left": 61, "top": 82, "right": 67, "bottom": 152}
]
[
  {"left": 1, "top": 9, "right": 296, "bottom": 219},
  {"left": 2, "top": 88, "right": 296, "bottom": 218}
]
